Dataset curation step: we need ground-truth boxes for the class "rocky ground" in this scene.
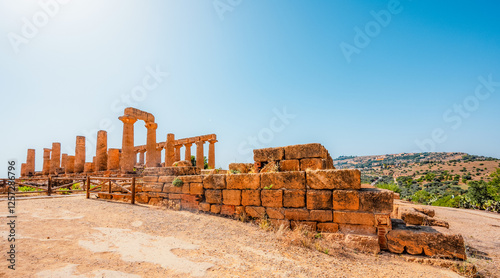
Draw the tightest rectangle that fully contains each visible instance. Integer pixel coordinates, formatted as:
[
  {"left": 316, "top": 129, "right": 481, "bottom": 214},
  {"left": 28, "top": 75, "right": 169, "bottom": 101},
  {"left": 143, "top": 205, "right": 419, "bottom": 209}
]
[{"left": 0, "top": 196, "right": 498, "bottom": 277}]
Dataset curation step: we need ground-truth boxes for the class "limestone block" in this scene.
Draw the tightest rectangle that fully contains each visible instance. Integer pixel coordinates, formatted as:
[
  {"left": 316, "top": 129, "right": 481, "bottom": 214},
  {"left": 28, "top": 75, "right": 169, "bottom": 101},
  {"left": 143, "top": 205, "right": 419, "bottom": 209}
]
[
  {"left": 333, "top": 211, "right": 375, "bottom": 226},
  {"left": 261, "top": 190, "right": 283, "bottom": 207},
  {"left": 241, "top": 190, "right": 261, "bottom": 206},
  {"left": 284, "top": 143, "right": 328, "bottom": 160},
  {"left": 309, "top": 210, "right": 333, "bottom": 222},
  {"left": 283, "top": 190, "right": 306, "bottom": 208},
  {"left": 284, "top": 208, "right": 310, "bottom": 221},
  {"left": 223, "top": 190, "right": 241, "bottom": 206},
  {"left": 279, "top": 159, "right": 300, "bottom": 171},
  {"left": 358, "top": 188, "right": 393, "bottom": 213},
  {"left": 332, "top": 190, "right": 360, "bottom": 210},
  {"left": 203, "top": 174, "right": 226, "bottom": 189},
  {"left": 306, "top": 190, "right": 333, "bottom": 210},
  {"left": 266, "top": 208, "right": 285, "bottom": 219},
  {"left": 253, "top": 147, "right": 284, "bottom": 162},
  {"left": 245, "top": 206, "right": 266, "bottom": 218},
  {"left": 300, "top": 158, "right": 326, "bottom": 171},
  {"left": 260, "top": 171, "right": 305, "bottom": 190},
  {"left": 306, "top": 169, "right": 361, "bottom": 190},
  {"left": 205, "top": 190, "right": 222, "bottom": 204},
  {"left": 226, "top": 173, "right": 260, "bottom": 190}
]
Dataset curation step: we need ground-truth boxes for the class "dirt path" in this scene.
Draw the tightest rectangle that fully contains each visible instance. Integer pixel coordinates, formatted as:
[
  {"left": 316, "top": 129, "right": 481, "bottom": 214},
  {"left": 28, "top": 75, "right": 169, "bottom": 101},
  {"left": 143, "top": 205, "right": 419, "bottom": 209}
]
[{"left": 0, "top": 197, "right": 493, "bottom": 277}]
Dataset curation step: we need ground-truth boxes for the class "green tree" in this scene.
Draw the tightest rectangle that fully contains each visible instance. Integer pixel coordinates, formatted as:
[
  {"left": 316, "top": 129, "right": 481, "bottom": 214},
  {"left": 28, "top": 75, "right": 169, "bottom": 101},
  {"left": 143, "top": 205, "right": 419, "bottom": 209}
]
[{"left": 467, "top": 180, "right": 491, "bottom": 207}]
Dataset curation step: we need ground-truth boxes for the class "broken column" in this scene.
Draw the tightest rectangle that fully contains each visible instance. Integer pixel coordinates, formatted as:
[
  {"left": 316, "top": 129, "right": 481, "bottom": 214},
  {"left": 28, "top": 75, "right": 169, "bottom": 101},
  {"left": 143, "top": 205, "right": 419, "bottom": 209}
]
[
  {"left": 65, "top": 156, "right": 75, "bottom": 174},
  {"left": 165, "top": 133, "right": 175, "bottom": 167},
  {"left": 184, "top": 143, "right": 192, "bottom": 162},
  {"left": 208, "top": 140, "right": 217, "bottom": 169},
  {"left": 42, "top": 148, "right": 51, "bottom": 175},
  {"left": 26, "top": 149, "right": 35, "bottom": 175},
  {"left": 75, "top": 136, "right": 86, "bottom": 173},
  {"left": 119, "top": 115, "right": 137, "bottom": 172},
  {"left": 96, "top": 130, "right": 108, "bottom": 171},
  {"left": 196, "top": 140, "right": 204, "bottom": 169},
  {"left": 145, "top": 122, "right": 158, "bottom": 167},
  {"left": 50, "top": 142, "right": 61, "bottom": 174},
  {"left": 21, "top": 163, "right": 27, "bottom": 177},
  {"left": 107, "top": 148, "right": 120, "bottom": 170}
]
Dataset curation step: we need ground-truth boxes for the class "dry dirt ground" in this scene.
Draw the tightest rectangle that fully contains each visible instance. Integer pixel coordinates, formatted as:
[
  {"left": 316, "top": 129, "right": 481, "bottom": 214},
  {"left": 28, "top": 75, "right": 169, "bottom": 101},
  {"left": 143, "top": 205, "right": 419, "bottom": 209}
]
[{"left": 0, "top": 196, "right": 498, "bottom": 278}]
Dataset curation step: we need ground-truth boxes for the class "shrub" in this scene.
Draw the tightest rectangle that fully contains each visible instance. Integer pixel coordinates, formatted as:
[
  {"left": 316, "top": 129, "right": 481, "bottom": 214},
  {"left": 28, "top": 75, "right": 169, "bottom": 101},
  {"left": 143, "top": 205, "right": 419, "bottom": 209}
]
[
  {"left": 172, "top": 178, "right": 183, "bottom": 187},
  {"left": 376, "top": 183, "right": 401, "bottom": 193}
]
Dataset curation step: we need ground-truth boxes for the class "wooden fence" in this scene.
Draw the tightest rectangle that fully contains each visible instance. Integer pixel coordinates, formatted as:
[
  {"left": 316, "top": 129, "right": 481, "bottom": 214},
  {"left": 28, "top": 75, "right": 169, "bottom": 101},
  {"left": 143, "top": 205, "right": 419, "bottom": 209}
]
[{"left": 0, "top": 176, "right": 136, "bottom": 204}]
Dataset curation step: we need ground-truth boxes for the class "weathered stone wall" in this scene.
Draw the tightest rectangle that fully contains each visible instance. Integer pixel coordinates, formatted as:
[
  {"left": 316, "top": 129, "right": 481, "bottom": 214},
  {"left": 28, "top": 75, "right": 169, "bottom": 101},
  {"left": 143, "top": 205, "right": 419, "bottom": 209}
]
[{"left": 134, "top": 167, "right": 393, "bottom": 250}]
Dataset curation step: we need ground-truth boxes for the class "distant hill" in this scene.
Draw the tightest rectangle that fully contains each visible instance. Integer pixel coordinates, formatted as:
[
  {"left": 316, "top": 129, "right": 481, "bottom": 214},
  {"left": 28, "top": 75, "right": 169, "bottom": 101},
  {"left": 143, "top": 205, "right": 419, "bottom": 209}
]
[{"left": 333, "top": 152, "right": 500, "bottom": 186}]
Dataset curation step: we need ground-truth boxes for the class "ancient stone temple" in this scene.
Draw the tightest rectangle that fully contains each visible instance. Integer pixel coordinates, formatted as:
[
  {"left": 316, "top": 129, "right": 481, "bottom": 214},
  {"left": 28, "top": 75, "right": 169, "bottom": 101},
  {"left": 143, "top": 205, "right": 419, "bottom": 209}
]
[{"left": 17, "top": 107, "right": 467, "bottom": 260}]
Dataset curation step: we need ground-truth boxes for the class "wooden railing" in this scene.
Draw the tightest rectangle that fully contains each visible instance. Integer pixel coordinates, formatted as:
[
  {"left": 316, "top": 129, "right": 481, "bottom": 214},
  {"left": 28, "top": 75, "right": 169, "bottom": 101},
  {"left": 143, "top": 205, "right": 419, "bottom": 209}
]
[
  {"left": 85, "top": 176, "right": 136, "bottom": 204},
  {"left": 1, "top": 177, "right": 86, "bottom": 196}
]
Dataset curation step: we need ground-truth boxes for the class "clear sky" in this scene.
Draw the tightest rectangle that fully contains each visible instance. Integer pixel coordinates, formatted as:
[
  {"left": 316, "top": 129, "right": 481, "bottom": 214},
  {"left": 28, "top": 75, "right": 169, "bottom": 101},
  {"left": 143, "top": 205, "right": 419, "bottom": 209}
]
[{"left": 1, "top": 0, "right": 499, "bottom": 177}]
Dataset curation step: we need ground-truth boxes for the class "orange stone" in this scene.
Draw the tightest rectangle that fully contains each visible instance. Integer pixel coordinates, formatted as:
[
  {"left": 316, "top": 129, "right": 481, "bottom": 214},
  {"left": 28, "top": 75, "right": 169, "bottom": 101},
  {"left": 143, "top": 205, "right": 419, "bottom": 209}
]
[
  {"left": 221, "top": 205, "right": 236, "bottom": 216},
  {"left": 190, "top": 183, "right": 204, "bottom": 195},
  {"left": 266, "top": 208, "right": 285, "bottom": 219},
  {"left": 223, "top": 190, "right": 241, "bottom": 206},
  {"left": 309, "top": 210, "right": 333, "bottom": 222},
  {"left": 333, "top": 211, "right": 375, "bottom": 226},
  {"left": 300, "top": 158, "right": 325, "bottom": 171},
  {"left": 306, "top": 169, "right": 361, "bottom": 190},
  {"left": 317, "top": 223, "right": 339, "bottom": 233},
  {"left": 306, "top": 190, "right": 333, "bottom": 210},
  {"left": 284, "top": 143, "right": 328, "bottom": 160},
  {"left": 261, "top": 190, "right": 283, "bottom": 207},
  {"left": 283, "top": 190, "right": 306, "bottom": 208},
  {"left": 241, "top": 190, "right": 261, "bottom": 206},
  {"left": 339, "top": 224, "right": 377, "bottom": 235},
  {"left": 279, "top": 159, "right": 300, "bottom": 171},
  {"left": 202, "top": 174, "right": 226, "bottom": 189},
  {"left": 205, "top": 190, "right": 222, "bottom": 204},
  {"left": 198, "top": 202, "right": 211, "bottom": 212},
  {"left": 245, "top": 206, "right": 266, "bottom": 218},
  {"left": 284, "top": 208, "right": 310, "bottom": 221},
  {"left": 260, "top": 172, "right": 305, "bottom": 190},
  {"left": 211, "top": 204, "right": 222, "bottom": 214},
  {"left": 253, "top": 147, "right": 285, "bottom": 162},
  {"left": 226, "top": 173, "right": 260, "bottom": 190},
  {"left": 332, "top": 190, "right": 360, "bottom": 210}
]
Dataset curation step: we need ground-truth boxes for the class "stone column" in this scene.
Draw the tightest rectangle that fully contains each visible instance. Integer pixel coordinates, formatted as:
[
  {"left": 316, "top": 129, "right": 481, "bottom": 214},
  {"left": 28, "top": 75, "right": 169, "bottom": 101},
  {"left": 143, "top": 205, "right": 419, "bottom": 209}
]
[
  {"left": 134, "top": 151, "right": 138, "bottom": 165},
  {"left": 84, "top": 162, "right": 94, "bottom": 173},
  {"left": 92, "top": 156, "right": 97, "bottom": 172},
  {"left": 145, "top": 122, "right": 158, "bottom": 167},
  {"left": 139, "top": 150, "right": 145, "bottom": 165},
  {"left": 50, "top": 142, "right": 61, "bottom": 174},
  {"left": 184, "top": 143, "right": 192, "bottom": 162},
  {"left": 66, "top": 156, "right": 75, "bottom": 174},
  {"left": 96, "top": 130, "right": 108, "bottom": 171},
  {"left": 174, "top": 145, "right": 181, "bottom": 162},
  {"left": 196, "top": 141, "right": 204, "bottom": 169},
  {"left": 61, "top": 153, "right": 68, "bottom": 172},
  {"left": 165, "top": 133, "right": 175, "bottom": 167},
  {"left": 42, "top": 148, "right": 51, "bottom": 175},
  {"left": 107, "top": 148, "right": 120, "bottom": 170},
  {"left": 156, "top": 147, "right": 162, "bottom": 165},
  {"left": 21, "top": 163, "right": 27, "bottom": 177},
  {"left": 26, "top": 149, "right": 35, "bottom": 175},
  {"left": 75, "top": 136, "right": 86, "bottom": 173},
  {"left": 119, "top": 115, "right": 137, "bottom": 172},
  {"left": 208, "top": 140, "right": 217, "bottom": 169}
]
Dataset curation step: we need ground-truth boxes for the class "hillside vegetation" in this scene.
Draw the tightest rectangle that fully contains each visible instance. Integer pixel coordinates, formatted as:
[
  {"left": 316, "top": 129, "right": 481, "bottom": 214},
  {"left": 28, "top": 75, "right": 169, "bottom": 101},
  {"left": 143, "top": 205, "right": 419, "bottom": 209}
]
[{"left": 334, "top": 152, "right": 500, "bottom": 212}]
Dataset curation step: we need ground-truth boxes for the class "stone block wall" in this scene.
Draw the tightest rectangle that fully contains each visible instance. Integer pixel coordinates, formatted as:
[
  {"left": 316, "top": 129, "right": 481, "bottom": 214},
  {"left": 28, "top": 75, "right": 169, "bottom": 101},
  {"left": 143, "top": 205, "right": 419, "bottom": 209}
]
[
  {"left": 253, "top": 144, "right": 335, "bottom": 172},
  {"left": 136, "top": 167, "right": 394, "bottom": 250}
]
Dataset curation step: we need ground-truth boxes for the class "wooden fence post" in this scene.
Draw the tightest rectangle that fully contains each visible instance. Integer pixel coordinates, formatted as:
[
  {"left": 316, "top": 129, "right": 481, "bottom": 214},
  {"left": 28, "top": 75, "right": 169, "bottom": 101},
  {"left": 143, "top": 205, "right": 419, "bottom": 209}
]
[
  {"left": 131, "top": 177, "right": 136, "bottom": 205},
  {"left": 108, "top": 179, "right": 112, "bottom": 194},
  {"left": 86, "top": 176, "right": 90, "bottom": 199},
  {"left": 47, "top": 176, "right": 52, "bottom": 196}
]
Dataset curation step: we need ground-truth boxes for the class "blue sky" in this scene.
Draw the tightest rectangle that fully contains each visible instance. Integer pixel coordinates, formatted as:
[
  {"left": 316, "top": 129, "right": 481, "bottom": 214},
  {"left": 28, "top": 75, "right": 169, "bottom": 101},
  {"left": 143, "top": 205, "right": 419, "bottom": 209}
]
[{"left": 1, "top": 0, "right": 499, "bottom": 176}]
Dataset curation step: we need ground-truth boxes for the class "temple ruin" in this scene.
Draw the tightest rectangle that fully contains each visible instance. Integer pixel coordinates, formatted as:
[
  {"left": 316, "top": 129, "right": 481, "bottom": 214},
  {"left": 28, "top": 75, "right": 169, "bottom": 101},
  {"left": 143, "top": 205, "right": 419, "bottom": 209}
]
[{"left": 16, "top": 107, "right": 467, "bottom": 260}]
